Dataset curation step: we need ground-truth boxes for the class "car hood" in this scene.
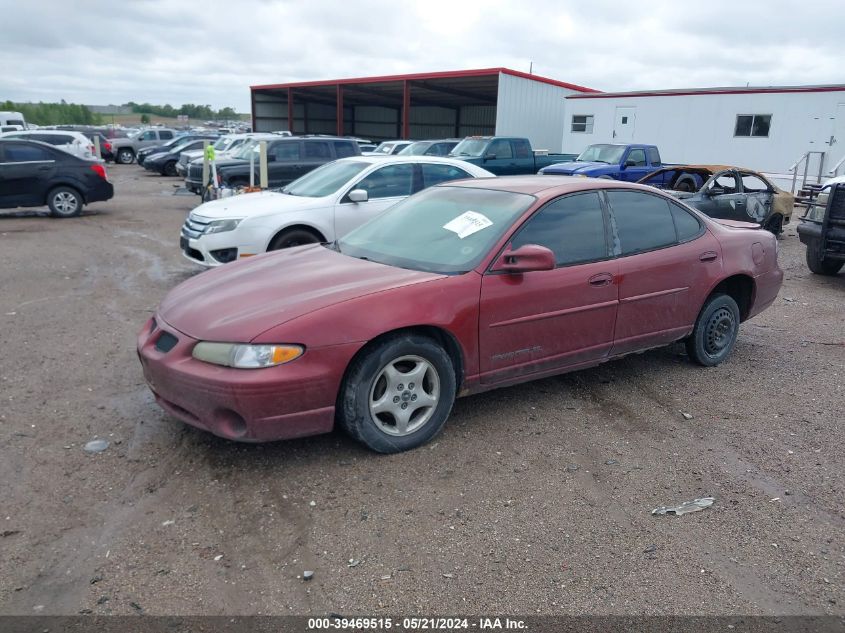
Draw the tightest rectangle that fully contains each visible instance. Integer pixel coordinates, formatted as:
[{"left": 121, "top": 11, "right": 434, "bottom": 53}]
[
  {"left": 541, "top": 161, "right": 605, "bottom": 174},
  {"left": 158, "top": 244, "right": 441, "bottom": 342},
  {"left": 190, "top": 190, "right": 332, "bottom": 220}
]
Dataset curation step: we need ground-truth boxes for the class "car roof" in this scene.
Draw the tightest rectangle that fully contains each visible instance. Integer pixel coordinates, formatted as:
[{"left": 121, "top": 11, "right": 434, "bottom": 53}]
[
  {"left": 445, "top": 175, "right": 663, "bottom": 196},
  {"left": 651, "top": 164, "right": 761, "bottom": 175},
  {"left": 336, "top": 155, "right": 485, "bottom": 167}
]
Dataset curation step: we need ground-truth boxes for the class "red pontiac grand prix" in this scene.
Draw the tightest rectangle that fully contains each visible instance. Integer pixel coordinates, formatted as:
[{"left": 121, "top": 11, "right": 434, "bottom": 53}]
[{"left": 138, "top": 176, "right": 782, "bottom": 453}]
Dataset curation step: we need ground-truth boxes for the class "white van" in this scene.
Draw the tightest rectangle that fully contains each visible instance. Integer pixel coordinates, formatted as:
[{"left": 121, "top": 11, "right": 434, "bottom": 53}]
[
  {"left": 0, "top": 130, "right": 95, "bottom": 159},
  {"left": 0, "top": 111, "right": 27, "bottom": 131}
]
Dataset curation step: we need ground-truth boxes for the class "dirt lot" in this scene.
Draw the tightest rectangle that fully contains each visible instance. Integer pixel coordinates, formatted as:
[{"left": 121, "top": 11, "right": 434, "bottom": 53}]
[{"left": 0, "top": 165, "right": 843, "bottom": 617}]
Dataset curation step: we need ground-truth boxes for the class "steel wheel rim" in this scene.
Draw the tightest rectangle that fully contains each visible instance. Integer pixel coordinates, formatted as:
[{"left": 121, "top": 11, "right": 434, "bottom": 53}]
[
  {"left": 704, "top": 307, "right": 735, "bottom": 356},
  {"left": 53, "top": 191, "right": 78, "bottom": 214},
  {"left": 368, "top": 354, "right": 440, "bottom": 436}
]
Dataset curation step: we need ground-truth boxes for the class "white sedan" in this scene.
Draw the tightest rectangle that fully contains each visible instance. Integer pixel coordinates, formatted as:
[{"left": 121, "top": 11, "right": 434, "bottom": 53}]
[{"left": 179, "top": 156, "right": 493, "bottom": 266}]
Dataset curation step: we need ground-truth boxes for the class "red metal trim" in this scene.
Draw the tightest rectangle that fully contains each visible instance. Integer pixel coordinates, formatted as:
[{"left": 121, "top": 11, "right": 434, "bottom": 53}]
[
  {"left": 402, "top": 80, "right": 410, "bottom": 139},
  {"left": 250, "top": 90, "right": 256, "bottom": 132},
  {"left": 287, "top": 88, "right": 294, "bottom": 133},
  {"left": 568, "top": 85, "right": 845, "bottom": 99},
  {"left": 336, "top": 85, "right": 344, "bottom": 136},
  {"left": 251, "top": 67, "right": 599, "bottom": 93}
]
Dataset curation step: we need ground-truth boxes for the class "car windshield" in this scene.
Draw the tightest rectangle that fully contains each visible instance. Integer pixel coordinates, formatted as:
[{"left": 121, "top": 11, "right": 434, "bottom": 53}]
[
  {"left": 213, "top": 137, "right": 233, "bottom": 150},
  {"left": 282, "top": 161, "right": 370, "bottom": 197},
  {"left": 169, "top": 141, "right": 194, "bottom": 154},
  {"left": 398, "top": 142, "right": 431, "bottom": 156},
  {"left": 373, "top": 142, "right": 397, "bottom": 155},
  {"left": 576, "top": 144, "right": 626, "bottom": 164},
  {"left": 338, "top": 186, "right": 536, "bottom": 274},
  {"left": 449, "top": 139, "right": 489, "bottom": 158},
  {"left": 233, "top": 140, "right": 261, "bottom": 160}
]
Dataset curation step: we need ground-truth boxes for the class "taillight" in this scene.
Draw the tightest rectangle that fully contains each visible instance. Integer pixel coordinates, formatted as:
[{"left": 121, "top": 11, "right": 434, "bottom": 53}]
[
  {"left": 104, "top": 142, "right": 112, "bottom": 151},
  {"left": 90, "top": 163, "right": 107, "bottom": 180}
]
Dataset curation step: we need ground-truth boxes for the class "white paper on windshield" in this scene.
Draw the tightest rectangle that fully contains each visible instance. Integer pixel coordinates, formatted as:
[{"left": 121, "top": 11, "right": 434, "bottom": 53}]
[{"left": 443, "top": 211, "right": 493, "bottom": 239}]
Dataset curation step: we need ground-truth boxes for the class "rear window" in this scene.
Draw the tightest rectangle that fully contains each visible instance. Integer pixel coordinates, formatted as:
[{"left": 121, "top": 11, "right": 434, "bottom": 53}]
[{"left": 333, "top": 141, "right": 357, "bottom": 158}]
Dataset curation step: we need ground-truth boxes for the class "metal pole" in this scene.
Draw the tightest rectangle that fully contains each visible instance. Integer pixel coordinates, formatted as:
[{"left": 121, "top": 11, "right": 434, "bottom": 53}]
[
  {"left": 250, "top": 149, "right": 255, "bottom": 188},
  {"left": 336, "top": 84, "right": 344, "bottom": 137},
  {"left": 818, "top": 151, "right": 826, "bottom": 183},
  {"left": 801, "top": 155, "right": 810, "bottom": 192},
  {"left": 93, "top": 136, "right": 101, "bottom": 160},
  {"left": 259, "top": 141, "right": 268, "bottom": 189},
  {"left": 202, "top": 140, "right": 210, "bottom": 193},
  {"left": 402, "top": 80, "right": 410, "bottom": 139}
]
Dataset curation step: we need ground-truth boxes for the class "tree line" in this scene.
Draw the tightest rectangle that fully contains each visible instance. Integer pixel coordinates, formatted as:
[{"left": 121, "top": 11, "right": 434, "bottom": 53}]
[
  {"left": 124, "top": 102, "right": 239, "bottom": 120},
  {"left": 1, "top": 100, "right": 102, "bottom": 126}
]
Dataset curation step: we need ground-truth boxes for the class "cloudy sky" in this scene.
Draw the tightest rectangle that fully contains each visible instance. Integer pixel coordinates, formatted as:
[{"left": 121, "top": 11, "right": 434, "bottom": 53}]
[{"left": 1, "top": 0, "right": 843, "bottom": 112}]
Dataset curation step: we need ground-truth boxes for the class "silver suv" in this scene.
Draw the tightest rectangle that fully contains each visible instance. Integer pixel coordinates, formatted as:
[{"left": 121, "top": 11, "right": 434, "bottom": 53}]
[{"left": 111, "top": 128, "right": 179, "bottom": 164}]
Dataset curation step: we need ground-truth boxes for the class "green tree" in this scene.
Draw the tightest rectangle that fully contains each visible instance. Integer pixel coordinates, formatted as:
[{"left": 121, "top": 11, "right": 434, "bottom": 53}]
[{"left": 140, "top": 113, "right": 150, "bottom": 124}]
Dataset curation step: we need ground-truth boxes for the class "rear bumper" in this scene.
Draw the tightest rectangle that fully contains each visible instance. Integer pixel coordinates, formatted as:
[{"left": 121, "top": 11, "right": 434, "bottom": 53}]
[
  {"left": 86, "top": 181, "right": 115, "bottom": 204},
  {"left": 748, "top": 267, "right": 783, "bottom": 320},
  {"left": 137, "top": 316, "right": 361, "bottom": 442}
]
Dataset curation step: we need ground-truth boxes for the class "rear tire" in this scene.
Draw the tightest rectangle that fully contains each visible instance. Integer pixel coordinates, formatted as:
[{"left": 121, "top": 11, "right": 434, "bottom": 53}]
[
  {"left": 116, "top": 148, "right": 134, "bottom": 164},
  {"left": 685, "top": 293, "right": 740, "bottom": 367},
  {"left": 163, "top": 160, "right": 178, "bottom": 177},
  {"left": 763, "top": 214, "right": 783, "bottom": 235},
  {"left": 806, "top": 238, "right": 843, "bottom": 275},
  {"left": 337, "top": 334, "right": 456, "bottom": 453},
  {"left": 268, "top": 227, "right": 321, "bottom": 251},
  {"left": 47, "top": 186, "right": 83, "bottom": 218}
]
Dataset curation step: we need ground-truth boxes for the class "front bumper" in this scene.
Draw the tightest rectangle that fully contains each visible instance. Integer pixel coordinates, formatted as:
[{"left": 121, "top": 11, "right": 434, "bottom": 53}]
[
  {"left": 179, "top": 220, "right": 267, "bottom": 267},
  {"left": 137, "top": 315, "right": 360, "bottom": 442}
]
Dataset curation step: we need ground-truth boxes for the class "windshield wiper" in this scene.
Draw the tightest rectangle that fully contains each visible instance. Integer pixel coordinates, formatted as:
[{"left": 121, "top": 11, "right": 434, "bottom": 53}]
[{"left": 324, "top": 240, "right": 341, "bottom": 253}]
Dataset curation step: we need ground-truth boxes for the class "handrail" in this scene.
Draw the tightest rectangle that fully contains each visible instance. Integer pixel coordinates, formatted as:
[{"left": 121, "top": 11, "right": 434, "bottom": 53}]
[
  {"left": 790, "top": 150, "right": 826, "bottom": 194},
  {"left": 828, "top": 154, "right": 845, "bottom": 177}
]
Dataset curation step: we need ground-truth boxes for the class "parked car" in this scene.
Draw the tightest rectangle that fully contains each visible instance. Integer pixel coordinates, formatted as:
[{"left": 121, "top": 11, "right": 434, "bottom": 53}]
[
  {"left": 90, "top": 134, "right": 114, "bottom": 162},
  {"left": 137, "top": 134, "right": 217, "bottom": 166},
  {"left": 449, "top": 136, "right": 577, "bottom": 175},
  {"left": 539, "top": 143, "right": 664, "bottom": 181},
  {"left": 797, "top": 182, "right": 845, "bottom": 275},
  {"left": 180, "top": 156, "right": 493, "bottom": 266},
  {"left": 0, "top": 111, "right": 27, "bottom": 130},
  {"left": 143, "top": 138, "right": 218, "bottom": 176},
  {"left": 638, "top": 165, "right": 794, "bottom": 234},
  {"left": 0, "top": 129, "right": 96, "bottom": 160},
  {"left": 139, "top": 177, "right": 782, "bottom": 452},
  {"left": 0, "top": 139, "right": 113, "bottom": 217},
  {"left": 363, "top": 140, "right": 413, "bottom": 156},
  {"left": 186, "top": 136, "right": 362, "bottom": 196},
  {"left": 177, "top": 133, "right": 273, "bottom": 177},
  {"left": 398, "top": 139, "right": 462, "bottom": 157},
  {"left": 111, "top": 128, "right": 180, "bottom": 164}
]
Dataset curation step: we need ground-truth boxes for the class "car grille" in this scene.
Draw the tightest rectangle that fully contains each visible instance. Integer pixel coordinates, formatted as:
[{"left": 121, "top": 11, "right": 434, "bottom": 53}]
[
  {"left": 188, "top": 163, "right": 204, "bottom": 182},
  {"left": 181, "top": 213, "right": 212, "bottom": 239},
  {"left": 155, "top": 331, "right": 179, "bottom": 353}
]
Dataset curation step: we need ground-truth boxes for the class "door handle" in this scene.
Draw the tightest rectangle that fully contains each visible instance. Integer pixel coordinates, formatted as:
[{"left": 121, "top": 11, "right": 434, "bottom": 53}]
[
  {"left": 699, "top": 251, "right": 718, "bottom": 262},
  {"left": 588, "top": 272, "right": 613, "bottom": 286}
]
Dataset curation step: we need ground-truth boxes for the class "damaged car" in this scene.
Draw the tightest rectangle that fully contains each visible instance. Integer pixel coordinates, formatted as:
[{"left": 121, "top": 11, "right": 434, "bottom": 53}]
[{"left": 638, "top": 165, "right": 793, "bottom": 234}]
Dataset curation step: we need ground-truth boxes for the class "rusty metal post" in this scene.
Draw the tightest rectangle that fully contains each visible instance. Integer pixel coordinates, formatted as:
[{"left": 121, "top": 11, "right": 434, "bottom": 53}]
[
  {"left": 402, "top": 80, "right": 410, "bottom": 139},
  {"left": 336, "top": 84, "right": 344, "bottom": 137},
  {"left": 259, "top": 141, "right": 268, "bottom": 189}
]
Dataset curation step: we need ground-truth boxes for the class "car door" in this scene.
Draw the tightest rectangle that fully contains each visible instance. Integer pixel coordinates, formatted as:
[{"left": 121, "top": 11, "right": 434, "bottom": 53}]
[
  {"left": 0, "top": 142, "right": 57, "bottom": 206},
  {"left": 482, "top": 139, "right": 518, "bottom": 175},
  {"left": 137, "top": 130, "right": 158, "bottom": 149},
  {"left": 604, "top": 189, "right": 720, "bottom": 355},
  {"left": 333, "top": 162, "right": 415, "bottom": 239},
  {"left": 692, "top": 170, "right": 747, "bottom": 220},
  {"left": 478, "top": 191, "right": 619, "bottom": 384},
  {"left": 618, "top": 147, "right": 651, "bottom": 182},
  {"left": 266, "top": 141, "right": 304, "bottom": 186},
  {"left": 739, "top": 172, "right": 774, "bottom": 223}
]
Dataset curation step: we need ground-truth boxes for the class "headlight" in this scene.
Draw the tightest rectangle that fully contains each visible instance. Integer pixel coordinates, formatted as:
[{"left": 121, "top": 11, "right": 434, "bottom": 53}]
[
  {"left": 192, "top": 342, "right": 304, "bottom": 368},
  {"left": 205, "top": 218, "right": 242, "bottom": 234}
]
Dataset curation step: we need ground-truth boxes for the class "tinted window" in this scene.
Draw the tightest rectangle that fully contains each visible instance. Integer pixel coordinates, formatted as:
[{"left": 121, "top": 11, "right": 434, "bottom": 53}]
[
  {"left": 606, "top": 190, "right": 676, "bottom": 255},
  {"left": 333, "top": 141, "right": 357, "bottom": 158},
  {"left": 159, "top": 131, "right": 174, "bottom": 140},
  {"left": 626, "top": 149, "right": 646, "bottom": 166},
  {"left": 3, "top": 144, "right": 54, "bottom": 162},
  {"left": 273, "top": 142, "right": 301, "bottom": 160},
  {"left": 646, "top": 147, "right": 661, "bottom": 166},
  {"left": 669, "top": 203, "right": 703, "bottom": 242},
  {"left": 487, "top": 139, "right": 513, "bottom": 159},
  {"left": 741, "top": 174, "right": 770, "bottom": 192},
  {"left": 140, "top": 131, "right": 156, "bottom": 141},
  {"left": 513, "top": 139, "right": 532, "bottom": 159},
  {"left": 354, "top": 164, "right": 414, "bottom": 199},
  {"left": 304, "top": 141, "right": 331, "bottom": 159},
  {"left": 421, "top": 163, "right": 471, "bottom": 188},
  {"left": 511, "top": 192, "right": 607, "bottom": 266}
]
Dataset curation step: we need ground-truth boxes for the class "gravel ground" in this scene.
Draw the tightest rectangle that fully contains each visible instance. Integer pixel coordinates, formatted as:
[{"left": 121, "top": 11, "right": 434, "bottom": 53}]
[{"left": 0, "top": 165, "right": 843, "bottom": 616}]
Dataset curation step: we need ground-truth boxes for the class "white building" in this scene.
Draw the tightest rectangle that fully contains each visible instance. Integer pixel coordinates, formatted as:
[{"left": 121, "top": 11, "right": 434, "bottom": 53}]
[{"left": 561, "top": 85, "right": 845, "bottom": 178}]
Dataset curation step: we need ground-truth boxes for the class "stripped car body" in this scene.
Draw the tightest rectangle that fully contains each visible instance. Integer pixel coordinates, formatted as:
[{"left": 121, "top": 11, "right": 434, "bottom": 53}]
[{"left": 639, "top": 165, "right": 793, "bottom": 234}]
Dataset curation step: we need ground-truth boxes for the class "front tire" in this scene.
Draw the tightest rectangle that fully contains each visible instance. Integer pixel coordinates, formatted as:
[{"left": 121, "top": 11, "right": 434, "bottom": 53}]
[
  {"left": 338, "top": 334, "right": 457, "bottom": 453},
  {"left": 685, "top": 293, "right": 740, "bottom": 367},
  {"left": 163, "top": 160, "right": 178, "bottom": 177},
  {"left": 47, "top": 186, "right": 83, "bottom": 218},
  {"left": 116, "top": 148, "right": 134, "bottom": 164},
  {"left": 806, "top": 238, "right": 843, "bottom": 275},
  {"left": 268, "top": 227, "right": 321, "bottom": 251}
]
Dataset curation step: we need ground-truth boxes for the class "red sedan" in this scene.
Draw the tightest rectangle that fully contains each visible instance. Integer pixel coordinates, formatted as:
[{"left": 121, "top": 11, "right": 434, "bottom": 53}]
[{"left": 138, "top": 177, "right": 782, "bottom": 453}]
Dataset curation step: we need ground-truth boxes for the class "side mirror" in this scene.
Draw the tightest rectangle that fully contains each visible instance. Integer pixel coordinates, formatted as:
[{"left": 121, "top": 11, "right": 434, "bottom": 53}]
[
  {"left": 491, "top": 244, "right": 556, "bottom": 273},
  {"left": 348, "top": 189, "right": 368, "bottom": 203},
  {"left": 624, "top": 160, "right": 636, "bottom": 167},
  {"left": 483, "top": 153, "right": 497, "bottom": 161}
]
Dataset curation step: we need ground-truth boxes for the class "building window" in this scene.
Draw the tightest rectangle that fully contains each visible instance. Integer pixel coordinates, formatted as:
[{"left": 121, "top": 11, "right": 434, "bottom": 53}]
[
  {"left": 571, "top": 115, "right": 594, "bottom": 133},
  {"left": 735, "top": 114, "right": 771, "bottom": 137}
]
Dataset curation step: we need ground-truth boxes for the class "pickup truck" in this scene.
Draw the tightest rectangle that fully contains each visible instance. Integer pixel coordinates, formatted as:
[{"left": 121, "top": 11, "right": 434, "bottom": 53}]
[
  {"left": 539, "top": 143, "right": 663, "bottom": 181},
  {"left": 448, "top": 136, "right": 576, "bottom": 175},
  {"left": 111, "top": 128, "right": 180, "bottom": 164},
  {"left": 185, "top": 135, "right": 362, "bottom": 195}
]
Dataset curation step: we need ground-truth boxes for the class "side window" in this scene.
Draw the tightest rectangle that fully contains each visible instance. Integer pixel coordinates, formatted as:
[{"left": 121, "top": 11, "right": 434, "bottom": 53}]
[
  {"left": 646, "top": 147, "right": 661, "bottom": 166},
  {"left": 421, "top": 163, "right": 471, "bottom": 188},
  {"left": 354, "top": 164, "right": 414, "bottom": 199},
  {"left": 333, "top": 141, "right": 357, "bottom": 158},
  {"left": 741, "top": 173, "right": 770, "bottom": 193},
  {"left": 140, "top": 131, "right": 156, "bottom": 141},
  {"left": 48, "top": 134, "right": 71, "bottom": 145},
  {"left": 159, "top": 131, "right": 174, "bottom": 140},
  {"left": 710, "top": 172, "right": 739, "bottom": 194},
  {"left": 606, "top": 190, "right": 677, "bottom": 255},
  {"left": 487, "top": 139, "right": 513, "bottom": 159},
  {"left": 304, "top": 141, "right": 331, "bottom": 159},
  {"left": 511, "top": 192, "right": 608, "bottom": 266},
  {"left": 626, "top": 148, "right": 646, "bottom": 166},
  {"left": 669, "top": 202, "right": 703, "bottom": 242},
  {"left": 272, "top": 142, "right": 301, "bottom": 160},
  {"left": 3, "top": 144, "right": 54, "bottom": 162},
  {"left": 513, "top": 139, "right": 532, "bottom": 159}
]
